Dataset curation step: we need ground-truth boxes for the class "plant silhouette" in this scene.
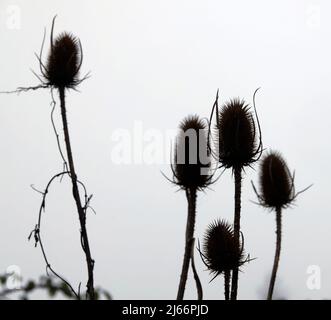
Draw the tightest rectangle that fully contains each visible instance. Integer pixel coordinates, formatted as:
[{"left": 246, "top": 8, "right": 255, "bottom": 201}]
[
  {"left": 252, "top": 151, "right": 311, "bottom": 300},
  {"left": 1, "top": 16, "right": 96, "bottom": 300},
  {"left": 0, "top": 12, "right": 316, "bottom": 302},
  {"left": 165, "top": 115, "right": 213, "bottom": 300},
  {"left": 199, "top": 219, "right": 248, "bottom": 300},
  {"left": 208, "top": 89, "right": 263, "bottom": 300}
]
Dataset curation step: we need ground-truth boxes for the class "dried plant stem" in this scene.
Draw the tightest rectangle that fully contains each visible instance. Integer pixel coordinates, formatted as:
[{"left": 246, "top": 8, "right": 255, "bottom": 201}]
[
  {"left": 231, "top": 167, "right": 242, "bottom": 300},
  {"left": 224, "top": 270, "right": 231, "bottom": 301},
  {"left": 59, "top": 87, "right": 95, "bottom": 300},
  {"left": 177, "top": 188, "right": 197, "bottom": 300},
  {"left": 190, "top": 238, "right": 203, "bottom": 300},
  {"left": 267, "top": 207, "right": 282, "bottom": 300}
]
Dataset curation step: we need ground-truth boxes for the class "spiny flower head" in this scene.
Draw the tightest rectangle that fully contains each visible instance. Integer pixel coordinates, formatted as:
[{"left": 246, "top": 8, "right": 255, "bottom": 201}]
[
  {"left": 202, "top": 219, "right": 245, "bottom": 277},
  {"left": 216, "top": 98, "right": 261, "bottom": 169},
  {"left": 46, "top": 32, "right": 82, "bottom": 89},
  {"left": 258, "top": 152, "right": 295, "bottom": 209},
  {"left": 172, "top": 115, "right": 212, "bottom": 190}
]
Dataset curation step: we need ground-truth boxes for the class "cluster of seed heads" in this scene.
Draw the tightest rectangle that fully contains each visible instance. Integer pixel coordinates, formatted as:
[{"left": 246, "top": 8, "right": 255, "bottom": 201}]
[{"left": 4, "top": 16, "right": 310, "bottom": 301}]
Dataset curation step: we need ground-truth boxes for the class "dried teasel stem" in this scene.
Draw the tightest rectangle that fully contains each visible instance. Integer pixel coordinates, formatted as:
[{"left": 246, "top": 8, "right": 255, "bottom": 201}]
[
  {"left": 59, "top": 87, "right": 95, "bottom": 300},
  {"left": 267, "top": 207, "right": 282, "bottom": 300},
  {"left": 252, "top": 151, "right": 311, "bottom": 299},
  {"left": 177, "top": 187, "right": 197, "bottom": 300},
  {"left": 231, "top": 167, "right": 242, "bottom": 300},
  {"left": 190, "top": 238, "right": 203, "bottom": 300},
  {"left": 167, "top": 115, "right": 212, "bottom": 300},
  {"left": 1, "top": 17, "right": 96, "bottom": 300},
  {"left": 211, "top": 91, "right": 263, "bottom": 300},
  {"left": 224, "top": 270, "right": 231, "bottom": 301}
]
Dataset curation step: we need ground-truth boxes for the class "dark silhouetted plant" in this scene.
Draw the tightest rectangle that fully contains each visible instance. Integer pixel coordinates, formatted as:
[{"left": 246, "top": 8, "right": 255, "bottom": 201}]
[
  {"left": 165, "top": 115, "right": 212, "bottom": 300},
  {"left": 209, "top": 89, "right": 262, "bottom": 300},
  {"left": 252, "top": 151, "right": 311, "bottom": 300},
  {"left": 2, "top": 16, "right": 96, "bottom": 300},
  {"left": 199, "top": 219, "right": 247, "bottom": 300},
  {"left": 46, "top": 22, "right": 95, "bottom": 300}
]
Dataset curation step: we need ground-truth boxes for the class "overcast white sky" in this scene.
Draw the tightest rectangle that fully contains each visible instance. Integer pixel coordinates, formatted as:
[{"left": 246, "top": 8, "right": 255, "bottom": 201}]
[{"left": 0, "top": 0, "right": 330, "bottom": 299}]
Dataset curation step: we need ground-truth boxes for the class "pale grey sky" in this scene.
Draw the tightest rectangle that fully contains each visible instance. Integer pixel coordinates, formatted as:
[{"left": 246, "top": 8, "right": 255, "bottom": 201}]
[{"left": 0, "top": 0, "right": 330, "bottom": 299}]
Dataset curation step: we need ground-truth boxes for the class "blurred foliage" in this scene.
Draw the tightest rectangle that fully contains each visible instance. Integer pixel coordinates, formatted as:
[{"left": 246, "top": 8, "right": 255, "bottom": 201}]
[{"left": 0, "top": 273, "right": 111, "bottom": 300}]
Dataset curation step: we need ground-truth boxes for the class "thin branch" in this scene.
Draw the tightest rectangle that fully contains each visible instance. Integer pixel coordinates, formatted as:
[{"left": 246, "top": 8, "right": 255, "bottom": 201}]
[
  {"left": 50, "top": 88, "right": 68, "bottom": 170},
  {"left": 0, "top": 84, "right": 49, "bottom": 94},
  {"left": 29, "top": 171, "right": 80, "bottom": 299},
  {"left": 190, "top": 238, "right": 203, "bottom": 300}
]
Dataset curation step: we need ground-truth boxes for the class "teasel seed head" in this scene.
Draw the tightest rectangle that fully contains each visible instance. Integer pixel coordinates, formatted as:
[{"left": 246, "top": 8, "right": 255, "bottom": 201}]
[
  {"left": 201, "top": 219, "right": 246, "bottom": 278},
  {"left": 46, "top": 32, "right": 82, "bottom": 89},
  {"left": 5, "top": 16, "right": 88, "bottom": 93},
  {"left": 257, "top": 151, "right": 297, "bottom": 209},
  {"left": 171, "top": 115, "right": 212, "bottom": 191},
  {"left": 216, "top": 98, "right": 262, "bottom": 170}
]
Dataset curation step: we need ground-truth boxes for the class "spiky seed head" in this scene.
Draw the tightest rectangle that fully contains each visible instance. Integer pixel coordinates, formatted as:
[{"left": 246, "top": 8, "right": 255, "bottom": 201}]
[
  {"left": 259, "top": 151, "right": 294, "bottom": 209},
  {"left": 46, "top": 32, "right": 81, "bottom": 88},
  {"left": 216, "top": 98, "right": 257, "bottom": 169},
  {"left": 203, "top": 220, "right": 244, "bottom": 275},
  {"left": 173, "top": 115, "right": 211, "bottom": 190}
]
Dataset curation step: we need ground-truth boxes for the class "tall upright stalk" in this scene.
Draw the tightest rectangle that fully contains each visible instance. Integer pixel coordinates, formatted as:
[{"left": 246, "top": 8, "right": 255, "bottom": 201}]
[
  {"left": 177, "top": 188, "right": 197, "bottom": 300},
  {"left": 214, "top": 93, "right": 263, "bottom": 300},
  {"left": 231, "top": 167, "right": 242, "bottom": 300},
  {"left": 224, "top": 270, "right": 230, "bottom": 301},
  {"left": 252, "top": 151, "right": 310, "bottom": 301},
  {"left": 59, "top": 87, "right": 95, "bottom": 300},
  {"left": 267, "top": 207, "right": 282, "bottom": 300},
  {"left": 170, "top": 115, "right": 211, "bottom": 300}
]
